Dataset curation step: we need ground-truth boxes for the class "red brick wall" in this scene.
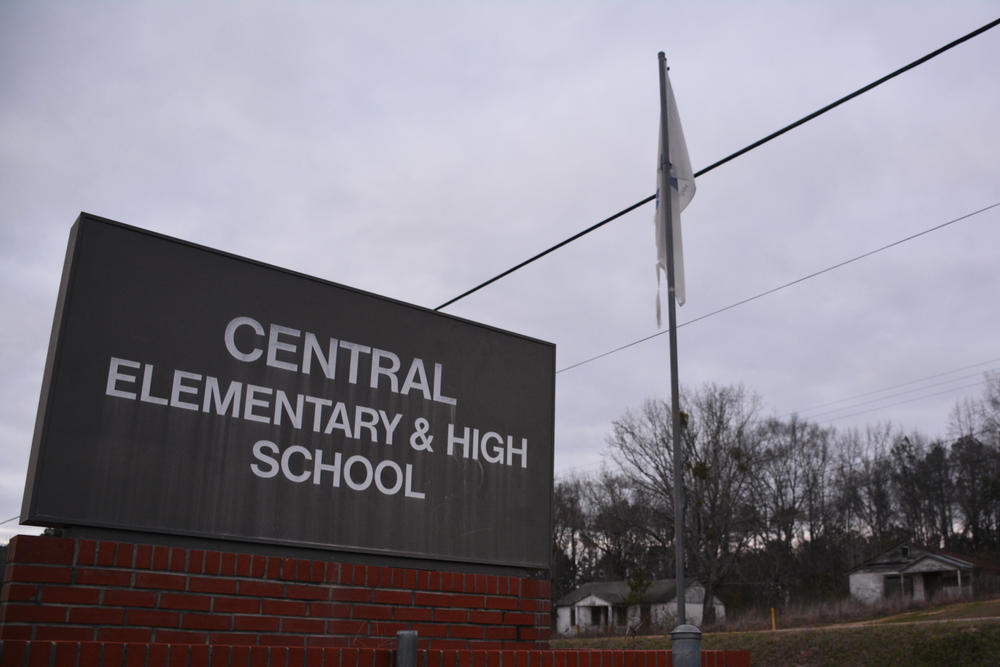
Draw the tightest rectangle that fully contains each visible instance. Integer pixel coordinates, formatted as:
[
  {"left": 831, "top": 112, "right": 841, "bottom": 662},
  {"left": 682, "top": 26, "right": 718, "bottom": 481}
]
[
  {"left": 0, "top": 643, "right": 750, "bottom": 667},
  {"left": 0, "top": 536, "right": 550, "bottom": 649},
  {"left": 0, "top": 536, "right": 751, "bottom": 666}
]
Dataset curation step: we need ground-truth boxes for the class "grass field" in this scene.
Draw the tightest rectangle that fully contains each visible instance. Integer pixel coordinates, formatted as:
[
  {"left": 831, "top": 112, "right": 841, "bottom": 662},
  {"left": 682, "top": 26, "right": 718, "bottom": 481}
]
[{"left": 551, "top": 598, "right": 1000, "bottom": 666}]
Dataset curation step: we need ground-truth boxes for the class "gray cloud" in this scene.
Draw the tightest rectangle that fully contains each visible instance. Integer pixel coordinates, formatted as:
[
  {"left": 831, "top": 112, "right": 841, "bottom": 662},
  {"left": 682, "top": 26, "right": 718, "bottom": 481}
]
[{"left": 2, "top": 1, "right": 998, "bottom": 537}]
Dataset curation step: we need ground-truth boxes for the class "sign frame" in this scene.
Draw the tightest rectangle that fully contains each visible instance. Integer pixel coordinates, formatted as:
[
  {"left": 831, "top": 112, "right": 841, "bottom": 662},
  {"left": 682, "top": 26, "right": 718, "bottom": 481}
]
[{"left": 22, "top": 213, "right": 555, "bottom": 570}]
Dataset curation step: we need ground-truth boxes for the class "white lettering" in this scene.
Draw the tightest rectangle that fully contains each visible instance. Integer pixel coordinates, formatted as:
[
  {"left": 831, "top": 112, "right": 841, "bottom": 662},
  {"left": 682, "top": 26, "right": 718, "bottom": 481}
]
[
  {"left": 222, "top": 317, "right": 457, "bottom": 406},
  {"left": 400, "top": 359, "right": 431, "bottom": 400},
  {"left": 303, "top": 395, "right": 332, "bottom": 432},
  {"left": 267, "top": 324, "right": 300, "bottom": 372},
  {"left": 274, "top": 390, "right": 303, "bottom": 429},
  {"left": 250, "top": 440, "right": 280, "bottom": 478},
  {"left": 252, "top": 441, "right": 425, "bottom": 499},
  {"left": 507, "top": 436, "right": 528, "bottom": 468},
  {"left": 405, "top": 464, "right": 425, "bottom": 499},
  {"left": 243, "top": 384, "right": 272, "bottom": 423},
  {"left": 447, "top": 424, "right": 528, "bottom": 468},
  {"left": 344, "top": 455, "right": 373, "bottom": 491},
  {"left": 225, "top": 316, "right": 264, "bottom": 362},
  {"left": 370, "top": 348, "right": 400, "bottom": 392},
  {"left": 480, "top": 431, "right": 505, "bottom": 464},
  {"left": 312, "top": 449, "right": 342, "bottom": 486},
  {"left": 375, "top": 460, "right": 404, "bottom": 495},
  {"left": 447, "top": 424, "right": 470, "bottom": 457},
  {"left": 380, "top": 410, "right": 403, "bottom": 445},
  {"left": 203, "top": 377, "right": 242, "bottom": 417},
  {"left": 432, "top": 363, "right": 457, "bottom": 406},
  {"left": 170, "top": 370, "right": 202, "bottom": 411},
  {"left": 280, "top": 445, "right": 312, "bottom": 483},
  {"left": 323, "top": 402, "right": 351, "bottom": 437},
  {"left": 139, "top": 364, "right": 168, "bottom": 406},
  {"left": 106, "top": 357, "right": 140, "bottom": 399},
  {"left": 354, "top": 406, "right": 380, "bottom": 442},
  {"left": 302, "top": 332, "right": 338, "bottom": 379},
  {"left": 339, "top": 341, "right": 371, "bottom": 384}
]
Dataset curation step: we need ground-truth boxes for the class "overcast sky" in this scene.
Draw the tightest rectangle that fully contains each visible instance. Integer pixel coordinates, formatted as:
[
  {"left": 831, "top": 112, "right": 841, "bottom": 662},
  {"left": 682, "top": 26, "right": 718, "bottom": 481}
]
[{"left": 2, "top": 1, "right": 999, "bottom": 542}]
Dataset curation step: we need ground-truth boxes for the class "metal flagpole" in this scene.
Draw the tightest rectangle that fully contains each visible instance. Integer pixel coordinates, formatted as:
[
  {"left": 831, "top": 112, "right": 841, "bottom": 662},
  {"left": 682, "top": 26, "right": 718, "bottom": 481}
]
[{"left": 657, "top": 51, "right": 686, "bottom": 627}]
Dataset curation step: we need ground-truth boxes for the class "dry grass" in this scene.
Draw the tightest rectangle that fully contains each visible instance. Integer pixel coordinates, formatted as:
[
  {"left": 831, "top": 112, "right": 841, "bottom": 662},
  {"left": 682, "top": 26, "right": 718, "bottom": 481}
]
[
  {"left": 552, "top": 597, "right": 1000, "bottom": 666},
  {"left": 703, "top": 621, "right": 1000, "bottom": 666},
  {"left": 704, "top": 595, "right": 928, "bottom": 632}
]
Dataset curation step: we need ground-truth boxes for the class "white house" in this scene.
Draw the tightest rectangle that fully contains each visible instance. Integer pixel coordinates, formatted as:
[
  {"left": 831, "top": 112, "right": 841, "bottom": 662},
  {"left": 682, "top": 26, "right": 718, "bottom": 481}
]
[
  {"left": 848, "top": 544, "right": 974, "bottom": 604},
  {"left": 554, "top": 579, "right": 724, "bottom": 636}
]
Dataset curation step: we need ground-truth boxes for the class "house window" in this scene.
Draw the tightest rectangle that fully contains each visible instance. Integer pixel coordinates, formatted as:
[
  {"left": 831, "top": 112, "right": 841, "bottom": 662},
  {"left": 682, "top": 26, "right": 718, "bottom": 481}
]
[{"left": 613, "top": 606, "right": 628, "bottom": 626}]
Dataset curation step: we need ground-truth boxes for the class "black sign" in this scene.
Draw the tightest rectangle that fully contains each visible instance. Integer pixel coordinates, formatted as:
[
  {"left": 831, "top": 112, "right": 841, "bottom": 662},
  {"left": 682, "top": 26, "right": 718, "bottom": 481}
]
[{"left": 22, "top": 214, "right": 555, "bottom": 569}]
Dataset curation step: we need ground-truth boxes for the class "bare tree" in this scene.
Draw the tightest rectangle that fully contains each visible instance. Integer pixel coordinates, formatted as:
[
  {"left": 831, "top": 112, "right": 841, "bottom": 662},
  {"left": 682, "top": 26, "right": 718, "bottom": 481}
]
[
  {"left": 949, "top": 435, "right": 1000, "bottom": 548},
  {"left": 759, "top": 416, "right": 832, "bottom": 549},
  {"left": 948, "top": 372, "right": 1000, "bottom": 547},
  {"left": 832, "top": 424, "right": 900, "bottom": 559},
  {"left": 552, "top": 475, "right": 589, "bottom": 599},
  {"left": 608, "top": 383, "right": 766, "bottom": 625}
]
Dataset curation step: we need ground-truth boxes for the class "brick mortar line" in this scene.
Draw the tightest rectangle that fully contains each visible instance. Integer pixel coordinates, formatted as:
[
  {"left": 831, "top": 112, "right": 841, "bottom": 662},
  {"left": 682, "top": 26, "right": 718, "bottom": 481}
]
[
  {"left": 11, "top": 559, "right": 545, "bottom": 599},
  {"left": 7, "top": 570, "right": 540, "bottom": 598}
]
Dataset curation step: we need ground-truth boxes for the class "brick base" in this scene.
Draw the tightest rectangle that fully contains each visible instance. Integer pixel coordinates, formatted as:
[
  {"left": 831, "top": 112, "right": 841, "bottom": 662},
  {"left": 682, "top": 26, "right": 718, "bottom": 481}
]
[
  {"left": 0, "top": 536, "right": 549, "bottom": 649},
  {"left": 0, "top": 537, "right": 750, "bottom": 666},
  {"left": 0, "top": 642, "right": 751, "bottom": 667}
]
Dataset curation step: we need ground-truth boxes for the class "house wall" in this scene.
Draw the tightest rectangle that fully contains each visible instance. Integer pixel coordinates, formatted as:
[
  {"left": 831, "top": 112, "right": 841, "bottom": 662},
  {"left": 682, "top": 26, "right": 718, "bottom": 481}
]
[
  {"left": 849, "top": 572, "right": 884, "bottom": 604},
  {"left": 663, "top": 601, "right": 721, "bottom": 626},
  {"left": 555, "top": 607, "right": 572, "bottom": 636},
  {"left": 624, "top": 602, "right": 677, "bottom": 630},
  {"left": 559, "top": 594, "right": 613, "bottom": 635},
  {"left": 662, "top": 587, "right": 725, "bottom": 626},
  {"left": 912, "top": 573, "right": 926, "bottom": 602}
]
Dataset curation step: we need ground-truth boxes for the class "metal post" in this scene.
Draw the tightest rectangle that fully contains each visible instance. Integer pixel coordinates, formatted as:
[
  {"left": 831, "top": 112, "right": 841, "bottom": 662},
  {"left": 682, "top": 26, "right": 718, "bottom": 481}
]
[
  {"left": 396, "top": 630, "right": 418, "bottom": 667},
  {"left": 671, "top": 624, "right": 702, "bottom": 667},
  {"left": 658, "top": 50, "right": 686, "bottom": 627}
]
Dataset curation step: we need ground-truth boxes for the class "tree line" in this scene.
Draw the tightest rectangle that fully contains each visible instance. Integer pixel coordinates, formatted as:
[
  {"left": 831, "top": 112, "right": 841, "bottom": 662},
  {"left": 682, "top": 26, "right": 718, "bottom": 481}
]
[{"left": 551, "top": 372, "right": 1000, "bottom": 621}]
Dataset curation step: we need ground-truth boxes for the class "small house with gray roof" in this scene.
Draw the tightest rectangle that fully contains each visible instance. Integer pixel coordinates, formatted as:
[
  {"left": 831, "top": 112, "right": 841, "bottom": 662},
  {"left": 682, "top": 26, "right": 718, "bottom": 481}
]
[
  {"left": 848, "top": 543, "right": 975, "bottom": 604},
  {"left": 554, "top": 579, "right": 724, "bottom": 636}
]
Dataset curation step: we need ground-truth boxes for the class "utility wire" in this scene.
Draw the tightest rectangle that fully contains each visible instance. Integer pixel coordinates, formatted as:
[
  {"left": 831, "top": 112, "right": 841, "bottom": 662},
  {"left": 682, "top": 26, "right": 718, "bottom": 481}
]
[
  {"left": 1, "top": 515, "right": 18, "bottom": 526},
  {"left": 435, "top": 196, "right": 653, "bottom": 310},
  {"left": 786, "top": 358, "right": 1000, "bottom": 417},
  {"left": 557, "top": 201, "right": 1000, "bottom": 374},
  {"left": 803, "top": 371, "right": 994, "bottom": 422},
  {"left": 690, "top": 16, "right": 1000, "bottom": 177},
  {"left": 434, "top": 16, "right": 1000, "bottom": 312},
  {"left": 816, "top": 379, "right": 988, "bottom": 425}
]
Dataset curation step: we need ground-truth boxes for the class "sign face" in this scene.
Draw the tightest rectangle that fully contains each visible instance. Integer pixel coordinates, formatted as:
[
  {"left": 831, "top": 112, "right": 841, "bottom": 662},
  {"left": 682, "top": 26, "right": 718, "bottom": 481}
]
[{"left": 22, "top": 214, "right": 555, "bottom": 569}]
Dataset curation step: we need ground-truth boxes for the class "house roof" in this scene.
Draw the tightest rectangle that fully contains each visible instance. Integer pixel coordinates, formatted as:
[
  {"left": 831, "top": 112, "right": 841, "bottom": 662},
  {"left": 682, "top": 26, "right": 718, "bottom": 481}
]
[
  {"left": 849, "top": 543, "right": 973, "bottom": 575},
  {"left": 555, "top": 579, "right": 685, "bottom": 607}
]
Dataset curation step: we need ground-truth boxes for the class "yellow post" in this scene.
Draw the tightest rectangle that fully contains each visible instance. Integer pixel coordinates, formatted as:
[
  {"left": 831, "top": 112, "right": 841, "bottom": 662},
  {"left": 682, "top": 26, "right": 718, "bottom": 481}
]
[{"left": 771, "top": 607, "right": 776, "bottom": 631}]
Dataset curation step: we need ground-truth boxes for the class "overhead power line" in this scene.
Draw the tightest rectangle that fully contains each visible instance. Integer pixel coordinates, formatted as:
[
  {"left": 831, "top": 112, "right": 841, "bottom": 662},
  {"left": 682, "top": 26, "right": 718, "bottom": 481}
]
[
  {"left": 803, "top": 371, "right": 994, "bottom": 422},
  {"left": 815, "top": 379, "right": 989, "bottom": 425},
  {"left": 556, "top": 202, "right": 1000, "bottom": 374},
  {"left": 434, "top": 16, "right": 1000, "bottom": 312},
  {"left": 786, "top": 357, "right": 1000, "bottom": 417}
]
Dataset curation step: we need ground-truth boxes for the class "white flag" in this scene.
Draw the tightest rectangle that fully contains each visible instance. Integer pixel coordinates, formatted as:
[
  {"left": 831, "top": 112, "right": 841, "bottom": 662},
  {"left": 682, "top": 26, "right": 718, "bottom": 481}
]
[{"left": 655, "top": 71, "right": 696, "bottom": 323}]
